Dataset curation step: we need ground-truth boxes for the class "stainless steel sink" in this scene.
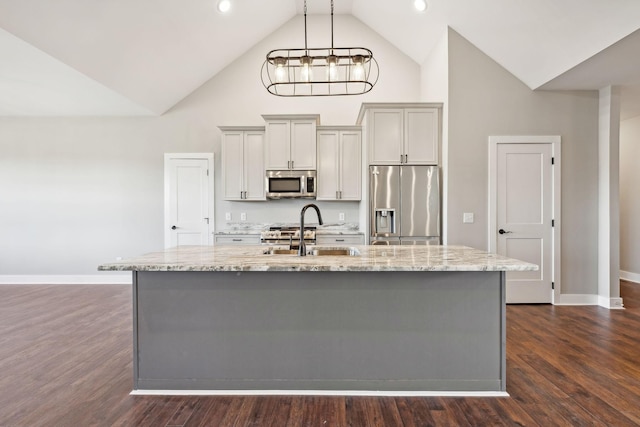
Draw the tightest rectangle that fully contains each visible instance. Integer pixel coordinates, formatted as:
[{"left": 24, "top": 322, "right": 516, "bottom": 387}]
[
  {"left": 309, "top": 248, "right": 360, "bottom": 256},
  {"left": 263, "top": 247, "right": 360, "bottom": 256},
  {"left": 263, "top": 248, "right": 299, "bottom": 255}
]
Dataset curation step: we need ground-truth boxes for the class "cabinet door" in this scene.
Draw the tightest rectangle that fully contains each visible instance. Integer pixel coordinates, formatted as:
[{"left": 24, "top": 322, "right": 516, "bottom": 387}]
[
  {"left": 290, "top": 120, "right": 317, "bottom": 169},
  {"left": 339, "top": 131, "right": 361, "bottom": 200},
  {"left": 265, "top": 120, "right": 290, "bottom": 170},
  {"left": 221, "top": 132, "right": 244, "bottom": 200},
  {"left": 369, "top": 109, "right": 403, "bottom": 164},
  {"left": 404, "top": 108, "right": 439, "bottom": 164},
  {"left": 243, "top": 131, "right": 266, "bottom": 200},
  {"left": 316, "top": 131, "right": 340, "bottom": 200}
]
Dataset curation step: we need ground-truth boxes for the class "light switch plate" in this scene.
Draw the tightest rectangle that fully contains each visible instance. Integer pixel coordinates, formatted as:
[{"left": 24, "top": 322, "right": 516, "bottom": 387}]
[
  {"left": 463, "top": 212, "right": 474, "bottom": 224},
  {"left": 240, "top": 212, "right": 247, "bottom": 221},
  {"left": 225, "top": 212, "right": 231, "bottom": 221},
  {"left": 339, "top": 213, "right": 345, "bottom": 221}
]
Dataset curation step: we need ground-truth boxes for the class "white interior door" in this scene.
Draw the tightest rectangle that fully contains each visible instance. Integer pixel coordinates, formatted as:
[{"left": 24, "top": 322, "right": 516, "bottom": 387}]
[
  {"left": 165, "top": 154, "right": 214, "bottom": 248},
  {"left": 496, "top": 143, "right": 553, "bottom": 303}
]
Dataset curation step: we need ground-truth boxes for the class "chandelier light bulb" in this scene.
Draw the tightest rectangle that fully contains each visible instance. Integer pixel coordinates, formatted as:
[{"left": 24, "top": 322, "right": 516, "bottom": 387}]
[
  {"left": 352, "top": 55, "right": 365, "bottom": 81},
  {"left": 300, "top": 56, "right": 313, "bottom": 82},
  {"left": 274, "top": 57, "right": 288, "bottom": 83},
  {"left": 326, "top": 55, "right": 338, "bottom": 81}
]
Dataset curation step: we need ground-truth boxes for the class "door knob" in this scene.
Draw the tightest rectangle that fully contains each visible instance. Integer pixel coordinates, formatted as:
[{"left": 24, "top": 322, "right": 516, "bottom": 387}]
[
  {"left": 498, "top": 229, "right": 512, "bottom": 235},
  {"left": 171, "top": 225, "right": 177, "bottom": 230}
]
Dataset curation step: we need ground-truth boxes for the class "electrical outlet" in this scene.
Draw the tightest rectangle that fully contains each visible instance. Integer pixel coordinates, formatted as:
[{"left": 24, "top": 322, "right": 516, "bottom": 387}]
[
  {"left": 225, "top": 212, "right": 231, "bottom": 221},
  {"left": 463, "top": 212, "right": 474, "bottom": 224},
  {"left": 339, "top": 212, "right": 345, "bottom": 221},
  {"left": 240, "top": 212, "right": 247, "bottom": 221}
]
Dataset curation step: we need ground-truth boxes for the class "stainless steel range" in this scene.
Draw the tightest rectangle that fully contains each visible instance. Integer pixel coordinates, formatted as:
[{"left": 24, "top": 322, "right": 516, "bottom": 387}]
[{"left": 260, "top": 226, "right": 316, "bottom": 246}]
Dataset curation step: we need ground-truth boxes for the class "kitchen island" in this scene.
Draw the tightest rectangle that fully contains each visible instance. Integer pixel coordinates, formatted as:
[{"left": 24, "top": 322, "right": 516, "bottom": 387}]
[{"left": 99, "top": 245, "right": 536, "bottom": 395}]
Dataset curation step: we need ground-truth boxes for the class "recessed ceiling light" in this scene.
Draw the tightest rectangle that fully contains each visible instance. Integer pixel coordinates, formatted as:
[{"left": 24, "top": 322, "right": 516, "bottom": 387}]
[
  {"left": 217, "top": 0, "right": 231, "bottom": 13},
  {"left": 414, "top": 0, "right": 427, "bottom": 12}
]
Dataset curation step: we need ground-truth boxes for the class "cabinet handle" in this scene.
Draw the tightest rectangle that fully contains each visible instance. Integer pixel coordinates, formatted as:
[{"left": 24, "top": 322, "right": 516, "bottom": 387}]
[
  {"left": 340, "top": 191, "right": 343, "bottom": 199},
  {"left": 232, "top": 238, "right": 242, "bottom": 242},
  {"left": 336, "top": 191, "right": 339, "bottom": 199},
  {"left": 404, "top": 154, "right": 408, "bottom": 163},
  {"left": 243, "top": 191, "right": 247, "bottom": 199},
  {"left": 401, "top": 154, "right": 404, "bottom": 163},
  {"left": 291, "top": 160, "right": 294, "bottom": 169},
  {"left": 336, "top": 239, "right": 345, "bottom": 242}
]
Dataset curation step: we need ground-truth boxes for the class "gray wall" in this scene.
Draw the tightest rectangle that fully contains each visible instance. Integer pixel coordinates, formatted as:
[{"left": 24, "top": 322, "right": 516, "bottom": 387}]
[
  {"left": 620, "top": 115, "right": 640, "bottom": 276},
  {"left": 445, "top": 29, "right": 600, "bottom": 295},
  {"left": 0, "top": 15, "right": 421, "bottom": 276}
]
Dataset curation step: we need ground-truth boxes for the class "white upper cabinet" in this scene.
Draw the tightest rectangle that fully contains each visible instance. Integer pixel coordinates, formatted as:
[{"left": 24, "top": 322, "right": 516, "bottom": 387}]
[
  {"left": 316, "top": 127, "right": 361, "bottom": 201},
  {"left": 362, "top": 105, "right": 440, "bottom": 165},
  {"left": 369, "top": 109, "right": 404, "bottom": 165},
  {"left": 263, "top": 115, "right": 319, "bottom": 170},
  {"left": 220, "top": 127, "right": 265, "bottom": 201},
  {"left": 404, "top": 108, "right": 439, "bottom": 164},
  {"left": 263, "top": 119, "right": 289, "bottom": 170}
]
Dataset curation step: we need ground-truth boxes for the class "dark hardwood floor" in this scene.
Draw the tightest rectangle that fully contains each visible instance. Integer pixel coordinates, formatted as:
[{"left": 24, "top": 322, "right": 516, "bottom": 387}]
[{"left": 1, "top": 281, "right": 639, "bottom": 426}]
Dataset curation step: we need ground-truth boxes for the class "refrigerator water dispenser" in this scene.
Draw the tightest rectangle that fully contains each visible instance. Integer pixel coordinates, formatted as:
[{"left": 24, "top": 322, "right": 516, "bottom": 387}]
[{"left": 374, "top": 209, "right": 396, "bottom": 234}]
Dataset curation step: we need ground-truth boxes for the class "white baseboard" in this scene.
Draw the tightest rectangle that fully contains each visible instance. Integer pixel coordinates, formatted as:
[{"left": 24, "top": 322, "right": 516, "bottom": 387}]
[
  {"left": 0, "top": 274, "right": 132, "bottom": 285},
  {"left": 620, "top": 270, "right": 640, "bottom": 284},
  {"left": 554, "top": 293, "right": 599, "bottom": 305},
  {"left": 554, "top": 293, "right": 625, "bottom": 309},
  {"left": 599, "top": 295, "right": 624, "bottom": 309},
  {"left": 130, "top": 389, "right": 509, "bottom": 397}
]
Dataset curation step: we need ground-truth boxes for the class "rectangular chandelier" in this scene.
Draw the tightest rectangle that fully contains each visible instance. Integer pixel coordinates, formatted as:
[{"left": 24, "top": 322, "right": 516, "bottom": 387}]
[{"left": 261, "top": 1, "right": 379, "bottom": 97}]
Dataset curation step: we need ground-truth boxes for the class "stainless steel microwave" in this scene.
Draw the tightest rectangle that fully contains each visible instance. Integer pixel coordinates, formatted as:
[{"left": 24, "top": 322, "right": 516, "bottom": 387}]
[{"left": 266, "top": 170, "right": 316, "bottom": 199}]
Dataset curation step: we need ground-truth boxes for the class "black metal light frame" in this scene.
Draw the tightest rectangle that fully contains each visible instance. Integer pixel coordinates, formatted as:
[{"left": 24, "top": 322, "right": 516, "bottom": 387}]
[{"left": 261, "top": 0, "right": 379, "bottom": 97}]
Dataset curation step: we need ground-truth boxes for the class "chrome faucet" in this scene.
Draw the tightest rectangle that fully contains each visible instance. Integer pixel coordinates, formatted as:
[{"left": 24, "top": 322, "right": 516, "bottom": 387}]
[{"left": 298, "top": 203, "right": 323, "bottom": 256}]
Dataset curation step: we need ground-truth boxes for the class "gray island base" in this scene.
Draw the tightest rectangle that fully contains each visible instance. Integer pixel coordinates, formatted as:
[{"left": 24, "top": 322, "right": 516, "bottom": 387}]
[{"left": 99, "top": 245, "right": 537, "bottom": 396}]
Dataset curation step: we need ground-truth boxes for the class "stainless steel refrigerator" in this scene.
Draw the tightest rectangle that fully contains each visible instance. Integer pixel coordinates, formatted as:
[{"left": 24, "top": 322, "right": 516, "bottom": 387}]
[{"left": 369, "top": 165, "right": 440, "bottom": 245}]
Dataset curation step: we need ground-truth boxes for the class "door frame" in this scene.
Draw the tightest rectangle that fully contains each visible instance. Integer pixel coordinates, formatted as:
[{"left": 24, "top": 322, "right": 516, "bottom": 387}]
[
  {"left": 164, "top": 153, "right": 215, "bottom": 248},
  {"left": 488, "top": 136, "right": 561, "bottom": 304}
]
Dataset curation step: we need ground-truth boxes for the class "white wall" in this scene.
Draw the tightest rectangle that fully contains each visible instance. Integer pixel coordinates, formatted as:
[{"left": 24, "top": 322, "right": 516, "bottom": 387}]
[
  {"left": 0, "top": 15, "right": 421, "bottom": 276},
  {"left": 420, "top": 29, "right": 449, "bottom": 242},
  {"left": 170, "top": 15, "right": 421, "bottom": 230},
  {"left": 598, "top": 86, "right": 621, "bottom": 303},
  {"left": 446, "top": 29, "right": 600, "bottom": 296},
  {"left": 620, "top": 114, "right": 640, "bottom": 278}
]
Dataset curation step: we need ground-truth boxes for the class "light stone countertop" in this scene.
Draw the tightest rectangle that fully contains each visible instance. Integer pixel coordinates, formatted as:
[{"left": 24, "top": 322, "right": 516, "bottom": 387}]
[
  {"left": 214, "top": 223, "right": 362, "bottom": 236},
  {"left": 98, "top": 245, "right": 537, "bottom": 272}
]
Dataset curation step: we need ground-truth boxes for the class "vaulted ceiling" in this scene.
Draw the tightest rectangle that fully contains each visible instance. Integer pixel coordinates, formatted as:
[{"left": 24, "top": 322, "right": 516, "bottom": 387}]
[{"left": 2, "top": 0, "right": 640, "bottom": 118}]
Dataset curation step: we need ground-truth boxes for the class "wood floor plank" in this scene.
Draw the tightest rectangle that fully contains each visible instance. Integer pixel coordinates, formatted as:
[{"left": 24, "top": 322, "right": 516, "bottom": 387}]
[
  {"left": 1, "top": 281, "right": 640, "bottom": 426},
  {"left": 263, "top": 396, "right": 295, "bottom": 427},
  {"left": 284, "top": 396, "right": 305, "bottom": 427},
  {"left": 297, "top": 396, "right": 346, "bottom": 427},
  {"left": 395, "top": 396, "right": 437, "bottom": 426},
  {"left": 187, "top": 396, "right": 233, "bottom": 427}
]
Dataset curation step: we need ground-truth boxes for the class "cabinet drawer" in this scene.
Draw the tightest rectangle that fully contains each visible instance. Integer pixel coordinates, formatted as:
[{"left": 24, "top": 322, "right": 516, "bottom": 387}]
[
  {"left": 316, "top": 235, "right": 364, "bottom": 245},
  {"left": 214, "top": 235, "right": 260, "bottom": 245}
]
